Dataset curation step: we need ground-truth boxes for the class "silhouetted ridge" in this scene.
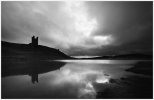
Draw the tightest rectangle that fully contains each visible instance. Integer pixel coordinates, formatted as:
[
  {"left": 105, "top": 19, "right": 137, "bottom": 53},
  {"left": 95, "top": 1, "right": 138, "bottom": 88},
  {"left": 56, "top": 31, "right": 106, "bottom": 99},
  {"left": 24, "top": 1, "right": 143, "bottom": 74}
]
[{"left": 2, "top": 41, "right": 72, "bottom": 61}]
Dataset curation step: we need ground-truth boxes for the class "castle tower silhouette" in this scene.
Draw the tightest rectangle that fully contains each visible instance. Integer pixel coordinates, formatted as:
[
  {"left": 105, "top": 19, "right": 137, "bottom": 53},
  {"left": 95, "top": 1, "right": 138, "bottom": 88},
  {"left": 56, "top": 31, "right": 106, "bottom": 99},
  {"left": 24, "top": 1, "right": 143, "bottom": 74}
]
[{"left": 30, "top": 36, "right": 38, "bottom": 46}]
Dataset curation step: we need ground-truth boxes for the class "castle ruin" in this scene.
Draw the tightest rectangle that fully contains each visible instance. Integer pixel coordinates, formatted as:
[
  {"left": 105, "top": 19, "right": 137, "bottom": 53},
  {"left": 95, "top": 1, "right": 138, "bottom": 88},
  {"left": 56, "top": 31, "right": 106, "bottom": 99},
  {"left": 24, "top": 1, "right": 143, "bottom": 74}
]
[{"left": 30, "top": 36, "right": 38, "bottom": 47}]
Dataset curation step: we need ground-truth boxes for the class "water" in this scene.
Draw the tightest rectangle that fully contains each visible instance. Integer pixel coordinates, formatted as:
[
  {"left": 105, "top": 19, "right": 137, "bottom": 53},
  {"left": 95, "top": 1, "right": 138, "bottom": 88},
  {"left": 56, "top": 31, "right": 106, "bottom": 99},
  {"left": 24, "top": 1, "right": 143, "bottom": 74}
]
[{"left": 2, "top": 60, "right": 152, "bottom": 98}]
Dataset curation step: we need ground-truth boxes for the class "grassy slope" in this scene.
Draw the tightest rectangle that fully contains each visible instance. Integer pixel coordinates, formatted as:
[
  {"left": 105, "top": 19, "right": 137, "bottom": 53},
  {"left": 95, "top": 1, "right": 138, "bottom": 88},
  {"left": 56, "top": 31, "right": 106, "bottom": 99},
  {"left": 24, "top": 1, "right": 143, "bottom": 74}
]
[{"left": 2, "top": 41, "right": 72, "bottom": 61}]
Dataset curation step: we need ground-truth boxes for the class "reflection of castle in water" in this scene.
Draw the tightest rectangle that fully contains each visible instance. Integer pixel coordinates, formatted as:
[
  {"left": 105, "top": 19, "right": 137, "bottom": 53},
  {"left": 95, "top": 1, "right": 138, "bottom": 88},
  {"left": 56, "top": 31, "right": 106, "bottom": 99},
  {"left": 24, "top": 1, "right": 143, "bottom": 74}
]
[
  {"left": 2, "top": 60, "right": 66, "bottom": 84},
  {"left": 29, "top": 73, "right": 38, "bottom": 84}
]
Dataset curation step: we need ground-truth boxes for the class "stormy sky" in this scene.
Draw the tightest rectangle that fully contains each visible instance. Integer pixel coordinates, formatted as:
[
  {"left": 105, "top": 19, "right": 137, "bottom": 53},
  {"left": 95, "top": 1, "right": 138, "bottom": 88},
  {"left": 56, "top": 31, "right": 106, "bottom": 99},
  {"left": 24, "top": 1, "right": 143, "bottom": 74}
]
[{"left": 1, "top": 1, "right": 153, "bottom": 56}]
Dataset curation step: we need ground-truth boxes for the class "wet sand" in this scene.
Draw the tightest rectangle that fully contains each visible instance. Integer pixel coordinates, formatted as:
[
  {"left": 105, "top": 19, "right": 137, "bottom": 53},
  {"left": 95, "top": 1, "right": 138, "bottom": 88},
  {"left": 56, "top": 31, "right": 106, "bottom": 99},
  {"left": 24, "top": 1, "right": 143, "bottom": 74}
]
[{"left": 96, "top": 61, "right": 153, "bottom": 99}]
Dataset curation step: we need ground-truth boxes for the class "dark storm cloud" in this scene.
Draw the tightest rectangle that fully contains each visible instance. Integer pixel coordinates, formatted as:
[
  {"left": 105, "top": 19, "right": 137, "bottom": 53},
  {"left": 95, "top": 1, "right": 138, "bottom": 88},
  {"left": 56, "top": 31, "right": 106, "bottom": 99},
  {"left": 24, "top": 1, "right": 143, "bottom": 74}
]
[
  {"left": 67, "top": 1, "right": 152, "bottom": 56},
  {"left": 1, "top": 1, "right": 152, "bottom": 56},
  {"left": 87, "top": 1, "right": 152, "bottom": 45}
]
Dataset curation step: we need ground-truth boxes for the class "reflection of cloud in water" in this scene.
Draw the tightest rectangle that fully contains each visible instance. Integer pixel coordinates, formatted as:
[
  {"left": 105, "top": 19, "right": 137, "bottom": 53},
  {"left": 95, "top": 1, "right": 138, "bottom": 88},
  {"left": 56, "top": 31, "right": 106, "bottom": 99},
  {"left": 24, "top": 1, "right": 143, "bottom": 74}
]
[
  {"left": 78, "top": 82, "right": 96, "bottom": 98},
  {"left": 50, "top": 63, "right": 110, "bottom": 98},
  {"left": 2, "top": 60, "right": 138, "bottom": 98},
  {"left": 96, "top": 75, "right": 110, "bottom": 83}
]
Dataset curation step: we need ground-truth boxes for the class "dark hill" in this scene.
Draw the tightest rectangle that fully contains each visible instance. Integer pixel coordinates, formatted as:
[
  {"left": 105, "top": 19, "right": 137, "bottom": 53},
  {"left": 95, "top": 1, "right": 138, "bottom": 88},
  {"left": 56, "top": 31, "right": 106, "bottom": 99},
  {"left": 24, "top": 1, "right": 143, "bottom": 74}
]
[{"left": 2, "top": 41, "right": 72, "bottom": 62}]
